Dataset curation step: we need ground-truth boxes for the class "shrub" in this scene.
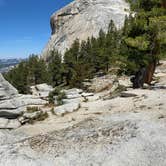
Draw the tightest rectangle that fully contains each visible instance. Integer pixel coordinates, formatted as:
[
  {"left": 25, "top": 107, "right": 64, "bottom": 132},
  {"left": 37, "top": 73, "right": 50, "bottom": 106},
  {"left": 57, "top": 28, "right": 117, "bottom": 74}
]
[
  {"left": 26, "top": 106, "right": 40, "bottom": 113},
  {"left": 56, "top": 91, "right": 66, "bottom": 105},
  {"left": 25, "top": 107, "right": 49, "bottom": 124},
  {"left": 29, "top": 112, "right": 49, "bottom": 124},
  {"left": 49, "top": 87, "right": 66, "bottom": 105}
]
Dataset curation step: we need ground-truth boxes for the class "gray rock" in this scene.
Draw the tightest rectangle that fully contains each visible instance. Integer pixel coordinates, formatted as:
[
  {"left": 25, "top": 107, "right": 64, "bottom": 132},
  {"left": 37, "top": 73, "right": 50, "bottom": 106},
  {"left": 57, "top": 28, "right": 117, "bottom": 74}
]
[
  {"left": 62, "top": 98, "right": 83, "bottom": 104},
  {"left": 30, "top": 84, "right": 53, "bottom": 99},
  {"left": 6, "top": 119, "right": 21, "bottom": 129},
  {"left": 19, "top": 110, "right": 48, "bottom": 124},
  {"left": 0, "top": 118, "right": 8, "bottom": 129},
  {"left": 54, "top": 102, "right": 80, "bottom": 116},
  {"left": 0, "top": 73, "right": 18, "bottom": 100},
  {"left": 0, "top": 118, "right": 21, "bottom": 129},
  {"left": 81, "top": 92, "right": 94, "bottom": 97},
  {"left": 42, "top": 0, "right": 129, "bottom": 59},
  {"left": 66, "top": 93, "right": 82, "bottom": 99},
  {"left": 23, "top": 111, "right": 42, "bottom": 120},
  {"left": 0, "top": 74, "right": 48, "bottom": 121},
  {"left": 0, "top": 95, "right": 48, "bottom": 119},
  {"left": 63, "top": 88, "right": 83, "bottom": 99}
]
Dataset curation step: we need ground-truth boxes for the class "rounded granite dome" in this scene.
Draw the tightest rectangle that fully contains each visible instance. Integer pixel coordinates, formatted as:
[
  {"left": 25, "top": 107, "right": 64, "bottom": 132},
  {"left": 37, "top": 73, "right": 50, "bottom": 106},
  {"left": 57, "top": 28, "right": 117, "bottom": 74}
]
[{"left": 42, "top": 0, "right": 130, "bottom": 59}]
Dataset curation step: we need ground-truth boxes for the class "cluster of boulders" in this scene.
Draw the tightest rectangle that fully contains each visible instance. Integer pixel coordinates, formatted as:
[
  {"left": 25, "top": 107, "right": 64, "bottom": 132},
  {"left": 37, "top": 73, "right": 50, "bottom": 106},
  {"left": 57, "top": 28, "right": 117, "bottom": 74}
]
[
  {"left": 0, "top": 74, "right": 48, "bottom": 129},
  {"left": 53, "top": 88, "right": 94, "bottom": 116}
]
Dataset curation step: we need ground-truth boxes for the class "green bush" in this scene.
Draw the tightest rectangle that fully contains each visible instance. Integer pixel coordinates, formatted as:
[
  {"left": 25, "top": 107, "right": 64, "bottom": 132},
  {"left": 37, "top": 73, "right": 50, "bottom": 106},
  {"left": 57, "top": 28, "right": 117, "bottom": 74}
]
[
  {"left": 29, "top": 112, "right": 49, "bottom": 124},
  {"left": 26, "top": 107, "right": 49, "bottom": 124},
  {"left": 49, "top": 87, "right": 66, "bottom": 105},
  {"left": 56, "top": 91, "right": 66, "bottom": 105},
  {"left": 26, "top": 107, "right": 40, "bottom": 113}
]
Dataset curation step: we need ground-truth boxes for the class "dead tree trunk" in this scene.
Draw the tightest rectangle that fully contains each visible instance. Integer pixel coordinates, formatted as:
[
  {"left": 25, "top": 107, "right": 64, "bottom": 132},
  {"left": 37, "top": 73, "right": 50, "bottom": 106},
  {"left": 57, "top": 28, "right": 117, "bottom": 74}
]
[
  {"left": 144, "top": 60, "right": 157, "bottom": 84},
  {"left": 161, "top": 0, "right": 166, "bottom": 8},
  {"left": 131, "top": 61, "right": 156, "bottom": 88},
  {"left": 130, "top": 67, "right": 147, "bottom": 88}
]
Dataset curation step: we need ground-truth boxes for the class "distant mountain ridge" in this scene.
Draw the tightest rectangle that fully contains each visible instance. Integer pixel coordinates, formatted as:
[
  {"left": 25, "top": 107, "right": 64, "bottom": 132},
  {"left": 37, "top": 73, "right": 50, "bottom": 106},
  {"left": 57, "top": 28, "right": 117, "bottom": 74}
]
[
  {"left": 0, "top": 59, "right": 23, "bottom": 73},
  {"left": 42, "top": 0, "right": 129, "bottom": 59}
]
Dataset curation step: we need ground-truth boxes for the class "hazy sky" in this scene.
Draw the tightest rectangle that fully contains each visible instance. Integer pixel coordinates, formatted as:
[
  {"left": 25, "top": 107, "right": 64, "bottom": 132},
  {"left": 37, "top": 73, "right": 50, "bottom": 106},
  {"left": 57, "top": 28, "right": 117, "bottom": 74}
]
[{"left": 0, "top": 0, "right": 73, "bottom": 59}]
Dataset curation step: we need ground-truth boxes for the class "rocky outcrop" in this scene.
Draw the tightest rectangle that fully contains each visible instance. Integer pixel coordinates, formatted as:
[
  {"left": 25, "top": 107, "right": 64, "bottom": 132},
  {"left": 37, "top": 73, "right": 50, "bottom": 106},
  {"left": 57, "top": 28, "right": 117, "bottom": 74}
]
[
  {"left": 42, "top": 0, "right": 129, "bottom": 59},
  {"left": 30, "top": 84, "right": 53, "bottom": 99},
  {"left": 54, "top": 102, "right": 80, "bottom": 116},
  {"left": 0, "top": 118, "right": 21, "bottom": 129},
  {"left": 0, "top": 74, "right": 48, "bottom": 129},
  {"left": 0, "top": 94, "right": 48, "bottom": 120},
  {"left": 0, "top": 73, "right": 18, "bottom": 100}
]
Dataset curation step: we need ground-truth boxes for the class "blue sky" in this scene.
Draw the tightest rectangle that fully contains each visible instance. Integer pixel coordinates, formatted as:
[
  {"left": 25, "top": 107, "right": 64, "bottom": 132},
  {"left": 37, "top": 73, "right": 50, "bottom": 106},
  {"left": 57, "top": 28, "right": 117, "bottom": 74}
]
[{"left": 0, "top": 0, "right": 73, "bottom": 59}]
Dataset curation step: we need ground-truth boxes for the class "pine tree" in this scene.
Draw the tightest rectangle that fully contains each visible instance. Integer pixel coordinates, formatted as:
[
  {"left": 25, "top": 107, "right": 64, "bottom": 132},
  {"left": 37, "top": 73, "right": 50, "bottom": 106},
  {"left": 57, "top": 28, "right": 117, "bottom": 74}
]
[{"left": 48, "top": 50, "right": 64, "bottom": 87}]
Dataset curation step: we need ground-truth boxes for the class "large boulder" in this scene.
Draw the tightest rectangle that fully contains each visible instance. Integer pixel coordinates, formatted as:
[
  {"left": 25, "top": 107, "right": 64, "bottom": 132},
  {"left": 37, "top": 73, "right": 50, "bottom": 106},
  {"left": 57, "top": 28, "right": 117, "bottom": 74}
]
[
  {"left": 19, "top": 109, "right": 48, "bottom": 124},
  {"left": 42, "top": 0, "right": 129, "bottom": 59},
  {"left": 0, "top": 95, "right": 48, "bottom": 119},
  {"left": 62, "top": 88, "right": 83, "bottom": 99},
  {"left": 30, "top": 84, "right": 53, "bottom": 99},
  {"left": 54, "top": 102, "right": 80, "bottom": 116},
  {"left": 0, "top": 118, "right": 21, "bottom": 129},
  {"left": 0, "top": 73, "right": 18, "bottom": 100},
  {"left": 0, "top": 74, "right": 48, "bottom": 123}
]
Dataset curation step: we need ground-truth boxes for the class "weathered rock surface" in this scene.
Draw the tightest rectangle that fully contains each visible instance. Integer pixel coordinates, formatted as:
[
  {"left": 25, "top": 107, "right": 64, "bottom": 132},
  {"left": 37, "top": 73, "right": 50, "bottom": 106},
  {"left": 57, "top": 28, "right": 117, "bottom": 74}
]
[
  {"left": 0, "top": 74, "right": 48, "bottom": 123},
  {"left": 0, "top": 118, "right": 21, "bottom": 129},
  {"left": 54, "top": 102, "right": 80, "bottom": 116},
  {"left": 62, "top": 88, "right": 83, "bottom": 99},
  {"left": 0, "top": 73, "right": 18, "bottom": 100},
  {"left": 0, "top": 94, "right": 48, "bottom": 119},
  {"left": 42, "top": 0, "right": 129, "bottom": 59},
  {"left": 30, "top": 84, "right": 53, "bottom": 99}
]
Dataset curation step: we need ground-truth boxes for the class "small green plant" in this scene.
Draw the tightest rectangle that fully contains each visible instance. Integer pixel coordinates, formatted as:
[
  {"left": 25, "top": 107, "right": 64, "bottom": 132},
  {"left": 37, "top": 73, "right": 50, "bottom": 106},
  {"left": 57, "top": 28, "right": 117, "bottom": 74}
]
[
  {"left": 48, "top": 87, "right": 61, "bottom": 104},
  {"left": 29, "top": 111, "right": 49, "bottom": 124},
  {"left": 26, "top": 107, "right": 40, "bottom": 113},
  {"left": 50, "top": 108, "right": 55, "bottom": 115},
  {"left": 49, "top": 87, "right": 66, "bottom": 105},
  {"left": 25, "top": 107, "right": 49, "bottom": 124},
  {"left": 56, "top": 91, "right": 66, "bottom": 105}
]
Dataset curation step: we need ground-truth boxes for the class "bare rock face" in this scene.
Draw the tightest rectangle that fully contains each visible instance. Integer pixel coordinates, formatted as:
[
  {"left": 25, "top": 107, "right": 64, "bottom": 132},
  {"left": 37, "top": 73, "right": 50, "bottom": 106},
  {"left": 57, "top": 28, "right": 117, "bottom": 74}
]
[
  {"left": 0, "top": 73, "right": 18, "bottom": 100},
  {"left": 0, "top": 74, "right": 48, "bottom": 128},
  {"left": 42, "top": 0, "right": 129, "bottom": 59},
  {"left": 30, "top": 83, "right": 53, "bottom": 99}
]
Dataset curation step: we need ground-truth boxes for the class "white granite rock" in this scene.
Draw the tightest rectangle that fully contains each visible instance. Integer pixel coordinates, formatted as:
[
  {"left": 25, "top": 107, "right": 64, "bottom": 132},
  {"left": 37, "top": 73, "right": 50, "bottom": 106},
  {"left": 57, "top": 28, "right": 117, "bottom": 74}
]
[
  {"left": 81, "top": 92, "right": 94, "bottom": 97},
  {"left": 0, "top": 74, "right": 48, "bottom": 121},
  {"left": 0, "top": 95, "right": 48, "bottom": 119},
  {"left": 54, "top": 102, "right": 80, "bottom": 116},
  {"left": 0, "top": 118, "right": 21, "bottom": 129},
  {"left": 0, "top": 73, "right": 18, "bottom": 100},
  {"left": 30, "top": 84, "right": 53, "bottom": 99},
  {"left": 63, "top": 88, "right": 83, "bottom": 99},
  {"left": 42, "top": 0, "right": 129, "bottom": 59}
]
